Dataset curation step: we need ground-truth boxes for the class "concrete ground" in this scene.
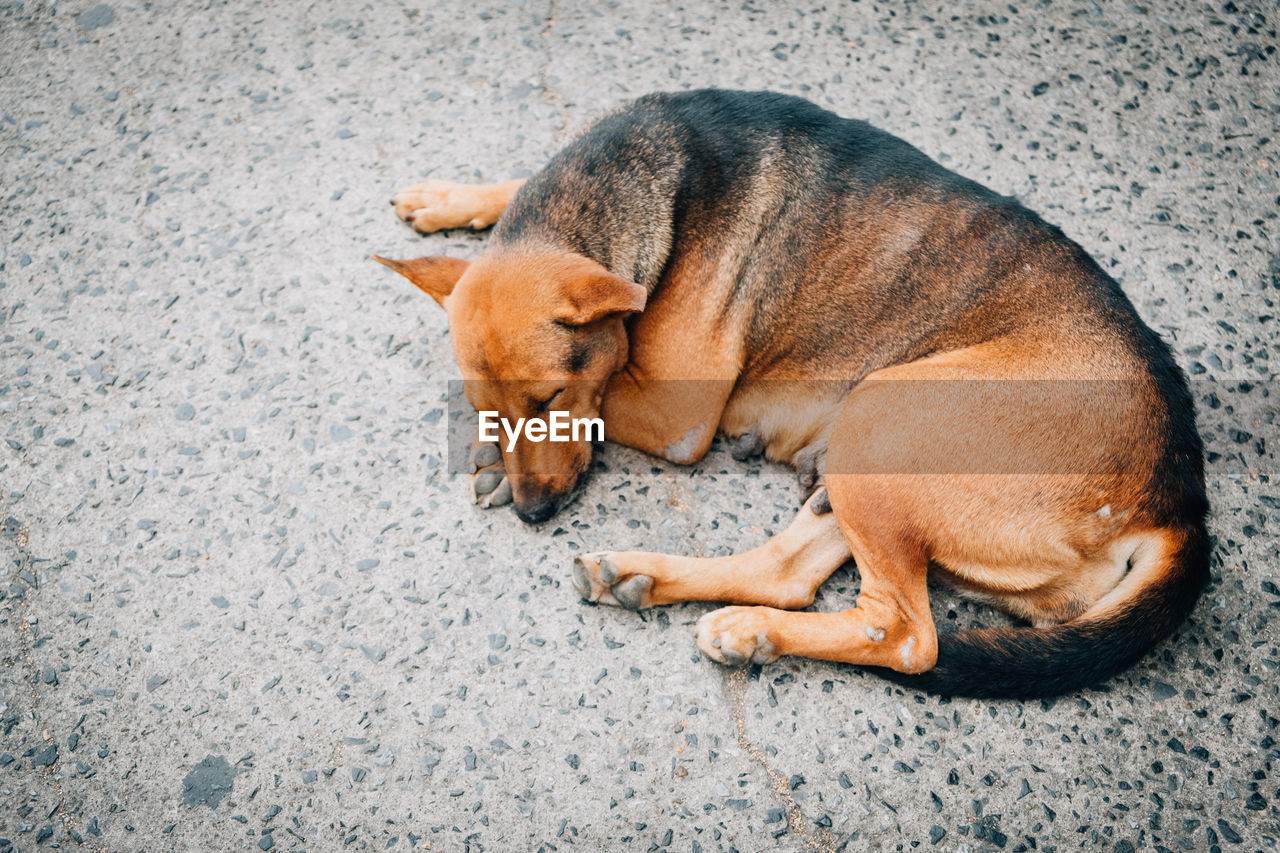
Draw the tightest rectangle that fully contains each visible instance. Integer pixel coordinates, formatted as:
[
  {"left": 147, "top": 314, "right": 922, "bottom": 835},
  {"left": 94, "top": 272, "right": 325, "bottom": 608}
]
[{"left": 1, "top": 1, "right": 1277, "bottom": 850}]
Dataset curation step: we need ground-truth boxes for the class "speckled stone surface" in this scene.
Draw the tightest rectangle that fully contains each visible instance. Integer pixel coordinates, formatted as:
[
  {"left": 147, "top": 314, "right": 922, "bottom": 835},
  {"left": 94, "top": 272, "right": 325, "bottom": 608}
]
[{"left": 1, "top": 2, "right": 1277, "bottom": 851}]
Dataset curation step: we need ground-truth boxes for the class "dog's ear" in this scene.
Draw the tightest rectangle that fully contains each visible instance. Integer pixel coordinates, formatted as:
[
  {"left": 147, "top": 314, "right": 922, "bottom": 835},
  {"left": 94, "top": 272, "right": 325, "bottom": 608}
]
[
  {"left": 373, "top": 255, "right": 470, "bottom": 307},
  {"left": 557, "top": 271, "right": 647, "bottom": 325}
]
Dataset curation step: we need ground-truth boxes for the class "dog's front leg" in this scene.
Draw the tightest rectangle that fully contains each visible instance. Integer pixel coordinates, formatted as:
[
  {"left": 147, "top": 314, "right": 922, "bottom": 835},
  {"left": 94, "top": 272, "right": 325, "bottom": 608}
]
[
  {"left": 596, "top": 275, "right": 746, "bottom": 463},
  {"left": 392, "top": 179, "right": 526, "bottom": 233},
  {"left": 572, "top": 490, "right": 848, "bottom": 610},
  {"left": 600, "top": 371, "right": 735, "bottom": 465}
]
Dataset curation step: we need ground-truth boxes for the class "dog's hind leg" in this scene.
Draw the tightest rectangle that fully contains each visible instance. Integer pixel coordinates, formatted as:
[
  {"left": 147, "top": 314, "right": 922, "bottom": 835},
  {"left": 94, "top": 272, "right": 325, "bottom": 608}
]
[
  {"left": 696, "top": 459, "right": 938, "bottom": 670},
  {"left": 692, "top": 334, "right": 1141, "bottom": 675},
  {"left": 693, "top": 543, "right": 937, "bottom": 671},
  {"left": 392, "top": 178, "right": 526, "bottom": 233},
  {"left": 572, "top": 489, "right": 850, "bottom": 610}
]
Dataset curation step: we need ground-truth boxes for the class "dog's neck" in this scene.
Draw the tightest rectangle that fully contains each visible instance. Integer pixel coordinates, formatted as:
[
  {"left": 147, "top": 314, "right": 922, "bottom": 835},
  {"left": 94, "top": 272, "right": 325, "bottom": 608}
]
[{"left": 489, "top": 117, "right": 685, "bottom": 295}]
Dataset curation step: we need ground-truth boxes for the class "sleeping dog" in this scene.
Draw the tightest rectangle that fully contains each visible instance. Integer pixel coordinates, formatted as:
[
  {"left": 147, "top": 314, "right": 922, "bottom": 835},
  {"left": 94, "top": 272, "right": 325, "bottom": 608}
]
[{"left": 376, "top": 90, "right": 1208, "bottom": 698}]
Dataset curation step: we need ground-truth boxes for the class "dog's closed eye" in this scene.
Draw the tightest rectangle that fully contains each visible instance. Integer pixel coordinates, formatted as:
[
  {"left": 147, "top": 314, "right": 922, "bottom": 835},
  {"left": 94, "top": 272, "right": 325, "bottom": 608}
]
[{"left": 531, "top": 388, "right": 565, "bottom": 413}]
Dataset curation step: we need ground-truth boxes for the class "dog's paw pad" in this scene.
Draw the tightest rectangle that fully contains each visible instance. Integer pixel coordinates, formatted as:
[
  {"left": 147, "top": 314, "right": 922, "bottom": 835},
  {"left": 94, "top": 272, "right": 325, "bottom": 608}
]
[
  {"left": 471, "top": 441, "right": 501, "bottom": 470},
  {"left": 730, "top": 428, "right": 764, "bottom": 461},
  {"left": 808, "top": 486, "right": 832, "bottom": 515},
  {"left": 695, "top": 608, "right": 780, "bottom": 666},
  {"left": 473, "top": 471, "right": 511, "bottom": 508},
  {"left": 473, "top": 468, "right": 503, "bottom": 495},
  {"left": 612, "top": 574, "right": 652, "bottom": 610},
  {"left": 795, "top": 446, "right": 825, "bottom": 500},
  {"left": 470, "top": 440, "right": 510, "bottom": 508},
  {"left": 571, "top": 553, "right": 653, "bottom": 610},
  {"left": 472, "top": 469, "right": 510, "bottom": 511}
]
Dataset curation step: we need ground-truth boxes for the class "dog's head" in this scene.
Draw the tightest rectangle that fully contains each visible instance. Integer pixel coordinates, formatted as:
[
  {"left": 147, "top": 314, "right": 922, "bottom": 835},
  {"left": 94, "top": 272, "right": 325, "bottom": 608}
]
[{"left": 375, "top": 250, "right": 645, "bottom": 523}]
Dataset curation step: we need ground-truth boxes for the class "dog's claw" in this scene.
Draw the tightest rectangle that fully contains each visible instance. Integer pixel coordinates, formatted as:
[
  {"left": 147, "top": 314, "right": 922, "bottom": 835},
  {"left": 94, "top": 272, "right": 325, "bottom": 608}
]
[
  {"left": 571, "top": 553, "right": 654, "bottom": 610},
  {"left": 572, "top": 556, "right": 594, "bottom": 599}
]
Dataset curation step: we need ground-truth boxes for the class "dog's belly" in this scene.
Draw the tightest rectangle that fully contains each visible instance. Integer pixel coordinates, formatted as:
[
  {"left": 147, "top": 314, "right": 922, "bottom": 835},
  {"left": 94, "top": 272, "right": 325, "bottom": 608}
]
[{"left": 719, "top": 379, "right": 851, "bottom": 469}]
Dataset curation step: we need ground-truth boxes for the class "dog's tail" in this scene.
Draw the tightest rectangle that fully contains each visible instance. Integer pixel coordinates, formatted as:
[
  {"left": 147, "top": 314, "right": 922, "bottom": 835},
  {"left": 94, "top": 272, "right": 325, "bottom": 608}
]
[{"left": 878, "top": 525, "right": 1210, "bottom": 699}]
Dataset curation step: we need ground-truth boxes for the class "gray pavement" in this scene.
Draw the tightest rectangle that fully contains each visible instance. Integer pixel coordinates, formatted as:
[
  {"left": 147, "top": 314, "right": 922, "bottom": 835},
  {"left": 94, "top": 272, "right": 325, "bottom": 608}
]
[{"left": 1, "top": 1, "right": 1278, "bottom": 850}]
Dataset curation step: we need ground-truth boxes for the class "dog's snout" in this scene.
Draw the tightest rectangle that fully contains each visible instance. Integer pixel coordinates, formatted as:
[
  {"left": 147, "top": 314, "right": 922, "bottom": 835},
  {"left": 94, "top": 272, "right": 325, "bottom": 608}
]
[
  {"left": 514, "top": 495, "right": 561, "bottom": 525},
  {"left": 507, "top": 456, "right": 592, "bottom": 524}
]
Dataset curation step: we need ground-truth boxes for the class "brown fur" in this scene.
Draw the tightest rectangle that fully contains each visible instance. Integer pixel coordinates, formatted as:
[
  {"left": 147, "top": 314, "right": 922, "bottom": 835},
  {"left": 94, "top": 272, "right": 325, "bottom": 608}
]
[{"left": 376, "top": 91, "right": 1208, "bottom": 697}]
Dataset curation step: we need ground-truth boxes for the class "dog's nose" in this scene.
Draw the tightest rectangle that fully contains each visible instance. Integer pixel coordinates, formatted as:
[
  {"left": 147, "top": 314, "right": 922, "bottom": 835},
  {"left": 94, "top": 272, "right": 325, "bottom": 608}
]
[{"left": 514, "top": 496, "right": 560, "bottom": 525}]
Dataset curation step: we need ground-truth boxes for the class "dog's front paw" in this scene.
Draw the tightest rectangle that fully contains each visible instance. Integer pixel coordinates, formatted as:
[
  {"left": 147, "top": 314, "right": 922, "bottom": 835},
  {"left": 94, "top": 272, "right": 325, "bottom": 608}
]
[
  {"left": 571, "top": 553, "right": 654, "bottom": 610},
  {"left": 470, "top": 440, "right": 512, "bottom": 508},
  {"left": 392, "top": 180, "right": 498, "bottom": 233},
  {"left": 695, "top": 607, "right": 780, "bottom": 666}
]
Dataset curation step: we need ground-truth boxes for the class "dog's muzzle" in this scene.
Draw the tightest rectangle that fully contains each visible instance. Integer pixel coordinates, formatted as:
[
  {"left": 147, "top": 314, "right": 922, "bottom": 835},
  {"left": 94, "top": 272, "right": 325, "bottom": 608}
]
[{"left": 512, "top": 465, "right": 591, "bottom": 524}]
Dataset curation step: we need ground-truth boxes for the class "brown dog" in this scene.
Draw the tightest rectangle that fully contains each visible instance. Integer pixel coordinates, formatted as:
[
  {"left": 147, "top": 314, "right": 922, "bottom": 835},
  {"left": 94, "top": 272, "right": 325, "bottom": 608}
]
[{"left": 376, "top": 90, "right": 1208, "bottom": 698}]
